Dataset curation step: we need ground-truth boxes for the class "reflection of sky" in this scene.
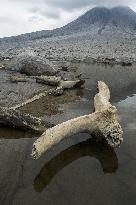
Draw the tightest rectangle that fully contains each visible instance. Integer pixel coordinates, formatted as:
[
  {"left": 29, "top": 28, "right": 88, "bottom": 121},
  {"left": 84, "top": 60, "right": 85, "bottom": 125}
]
[
  {"left": 117, "top": 94, "right": 136, "bottom": 131},
  {"left": 118, "top": 94, "right": 136, "bottom": 108}
]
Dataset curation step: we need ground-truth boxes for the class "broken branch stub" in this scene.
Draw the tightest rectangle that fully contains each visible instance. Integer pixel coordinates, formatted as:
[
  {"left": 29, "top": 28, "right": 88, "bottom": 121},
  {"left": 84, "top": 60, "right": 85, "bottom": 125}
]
[{"left": 32, "top": 81, "right": 123, "bottom": 159}]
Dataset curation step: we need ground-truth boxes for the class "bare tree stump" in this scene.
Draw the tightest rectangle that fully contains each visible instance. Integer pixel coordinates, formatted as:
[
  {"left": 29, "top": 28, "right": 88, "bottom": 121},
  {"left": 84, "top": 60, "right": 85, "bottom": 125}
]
[{"left": 31, "top": 81, "right": 123, "bottom": 159}]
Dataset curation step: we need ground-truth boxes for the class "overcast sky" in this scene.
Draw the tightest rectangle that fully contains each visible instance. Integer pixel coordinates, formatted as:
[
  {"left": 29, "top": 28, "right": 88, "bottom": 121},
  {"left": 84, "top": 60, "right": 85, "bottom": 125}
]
[{"left": 1, "top": 0, "right": 136, "bottom": 38}]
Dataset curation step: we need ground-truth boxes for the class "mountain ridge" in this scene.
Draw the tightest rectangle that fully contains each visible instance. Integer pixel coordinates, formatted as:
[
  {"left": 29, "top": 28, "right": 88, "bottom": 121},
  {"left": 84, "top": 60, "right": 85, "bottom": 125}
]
[
  {"left": 61, "top": 6, "right": 136, "bottom": 33},
  {"left": 0, "top": 6, "right": 136, "bottom": 43}
]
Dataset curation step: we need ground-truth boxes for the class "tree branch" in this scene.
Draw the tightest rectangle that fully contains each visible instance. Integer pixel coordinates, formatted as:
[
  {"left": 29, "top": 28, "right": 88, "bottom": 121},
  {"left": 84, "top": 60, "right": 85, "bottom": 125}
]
[{"left": 32, "top": 81, "right": 123, "bottom": 159}]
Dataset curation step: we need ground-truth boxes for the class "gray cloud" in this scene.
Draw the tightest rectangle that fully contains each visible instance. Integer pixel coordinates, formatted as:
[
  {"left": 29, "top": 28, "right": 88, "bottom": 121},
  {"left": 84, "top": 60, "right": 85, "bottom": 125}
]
[
  {"left": 43, "top": 0, "right": 92, "bottom": 10},
  {"left": 41, "top": 10, "right": 60, "bottom": 19},
  {"left": 24, "top": 0, "right": 136, "bottom": 23},
  {"left": 11, "top": 0, "right": 136, "bottom": 14},
  {"left": 29, "top": 7, "right": 60, "bottom": 19},
  {"left": 1, "top": 0, "right": 136, "bottom": 37},
  {"left": 12, "top": 0, "right": 136, "bottom": 11},
  {"left": 28, "top": 15, "right": 42, "bottom": 22},
  {"left": 37, "top": 0, "right": 136, "bottom": 11}
]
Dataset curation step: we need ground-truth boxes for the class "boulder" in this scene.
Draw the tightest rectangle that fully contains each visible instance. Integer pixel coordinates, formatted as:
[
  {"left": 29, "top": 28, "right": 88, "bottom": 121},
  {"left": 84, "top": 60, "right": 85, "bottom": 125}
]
[
  {"left": 7, "top": 52, "right": 57, "bottom": 76},
  {"left": 0, "top": 64, "right": 5, "bottom": 69}
]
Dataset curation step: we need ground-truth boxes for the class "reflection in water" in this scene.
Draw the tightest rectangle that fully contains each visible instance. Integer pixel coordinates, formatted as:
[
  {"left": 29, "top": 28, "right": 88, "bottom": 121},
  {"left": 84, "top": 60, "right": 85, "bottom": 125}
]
[
  {"left": 0, "top": 126, "right": 40, "bottom": 139},
  {"left": 34, "top": 139, "right": 118, "bottom": 192}
]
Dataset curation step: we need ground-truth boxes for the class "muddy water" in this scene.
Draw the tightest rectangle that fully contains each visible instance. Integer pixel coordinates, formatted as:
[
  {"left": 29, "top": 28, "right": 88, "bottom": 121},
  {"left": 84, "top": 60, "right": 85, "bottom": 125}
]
[{"left": 0, "top": 63, "right": 136, "bottom": 205}]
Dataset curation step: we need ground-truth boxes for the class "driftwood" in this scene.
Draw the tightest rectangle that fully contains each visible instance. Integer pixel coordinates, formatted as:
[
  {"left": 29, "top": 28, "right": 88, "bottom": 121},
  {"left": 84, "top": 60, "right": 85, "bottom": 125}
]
[
  {"left": 10, "top": 74, "right": 85, "bottom": 97},
  {"left": 31, "top": 81, "right": 123, "bottom": 159},
  {"left": 9, "top": 78, "right": 85, "bottom": 110},
  {"left": 35, "top": 75, "right": 85, "bottom": 95},
  {"left": 35, "top": 75, "right": 61, "bottom": 86},
  {"left": 0, "top": 75, "right": 84, "bottom": 130},
  {"left": 0, "top": 107, "right": 45, "bottom": 132},
  {"left": 9, "top": 91, "right": 48, "bottom": 110},
  {"left": 11, "top": 74, "right": 85, "bottom": 91},
  {"left": 0, "top": 76, "right": 84, "bottom": 131},
  {"left": 10, "top": 75, "right": 28, "bottom": 83}
]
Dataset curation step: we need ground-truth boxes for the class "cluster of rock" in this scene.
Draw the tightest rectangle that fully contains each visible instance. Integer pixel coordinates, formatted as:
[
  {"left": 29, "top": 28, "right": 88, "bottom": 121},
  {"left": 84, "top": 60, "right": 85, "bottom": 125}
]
[
  {"left": 6, "top": 52, "right": 57, "bottom": 76},
  {"left": 0, "top": 25, "right": 136, "bottom": 66}
]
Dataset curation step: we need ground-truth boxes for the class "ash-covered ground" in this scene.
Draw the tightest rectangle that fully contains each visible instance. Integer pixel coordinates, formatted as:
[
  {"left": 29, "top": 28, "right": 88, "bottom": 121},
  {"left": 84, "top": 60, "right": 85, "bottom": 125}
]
[
  {"left": 0, "top": 6, "right": 136, "bottom": 111},
  {"left": 0, "top": 26, "right": 136, "bottom": 65}
]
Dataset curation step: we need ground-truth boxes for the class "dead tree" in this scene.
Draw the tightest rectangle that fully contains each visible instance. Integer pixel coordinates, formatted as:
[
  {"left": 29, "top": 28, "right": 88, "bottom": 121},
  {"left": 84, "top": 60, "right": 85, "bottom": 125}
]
[
  {"left": 0, "top": 107, "right": 46, "bottom": 132},
  {"left": 9, "top": 92, "right": 48, "bottom": 110},
  {"left": 31, "top": 81, "right": 123, "bottom": 159},
  {"left": 35, "top": 75, "right": 85, "bottom": 95},
  {"left": 0, "top": 75, "right": 84, "bottom": 131}
]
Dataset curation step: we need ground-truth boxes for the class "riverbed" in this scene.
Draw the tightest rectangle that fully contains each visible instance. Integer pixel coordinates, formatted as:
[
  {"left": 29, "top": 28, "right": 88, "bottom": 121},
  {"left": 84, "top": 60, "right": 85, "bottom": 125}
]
[{"left": 0, "top": 62, "right": 136, "bottom": 205}]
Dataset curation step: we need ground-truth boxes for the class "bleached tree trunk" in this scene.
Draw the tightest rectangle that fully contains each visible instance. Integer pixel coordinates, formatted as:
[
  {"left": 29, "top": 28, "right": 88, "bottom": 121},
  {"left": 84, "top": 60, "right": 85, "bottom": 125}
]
[
  {"left": 0, "top": 76, "right": 84, "bottom": 131},
  {"left": 35, "top": 75, "right": 61, "bottom": 86},
  {"left": 31, "top": 81, "right": 123, "bottom": 159},
  {"left": 35, "top": 75, "right": 84, "bottom": 87},
  {"left": 9, "top": 91, "right": 48, "bottom": 110},
  {"left": 0, "top": 107, "right": 45, "bottom": 132},
  {"left": 35, "top": 75, "right": 85, "bottom": 96}
]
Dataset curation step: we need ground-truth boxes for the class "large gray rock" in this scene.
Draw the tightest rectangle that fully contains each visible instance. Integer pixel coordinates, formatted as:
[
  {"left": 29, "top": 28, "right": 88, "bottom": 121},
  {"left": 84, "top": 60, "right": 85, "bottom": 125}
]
[{"left": 7, "top": 52, "right": 57, "bottom": 76}]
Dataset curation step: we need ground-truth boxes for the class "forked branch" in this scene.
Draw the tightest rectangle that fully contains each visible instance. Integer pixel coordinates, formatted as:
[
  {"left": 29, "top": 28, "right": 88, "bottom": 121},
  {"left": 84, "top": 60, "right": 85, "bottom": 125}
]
[{"left": 32, "top": 81, "right": 123, "bottom": 159}]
